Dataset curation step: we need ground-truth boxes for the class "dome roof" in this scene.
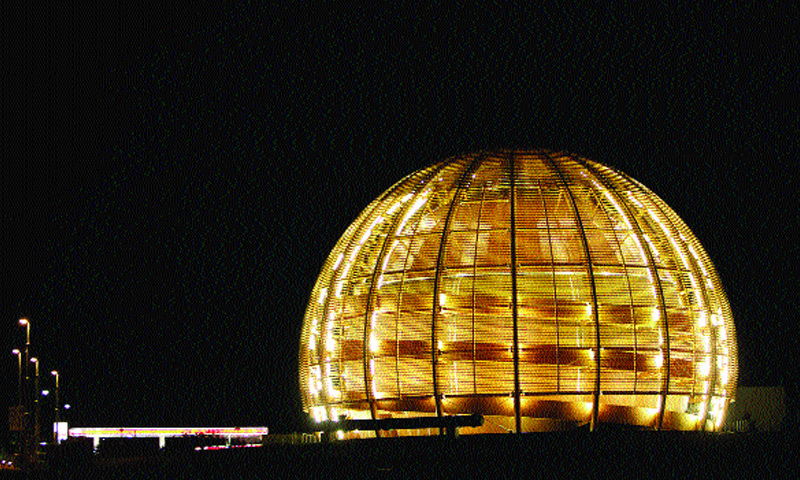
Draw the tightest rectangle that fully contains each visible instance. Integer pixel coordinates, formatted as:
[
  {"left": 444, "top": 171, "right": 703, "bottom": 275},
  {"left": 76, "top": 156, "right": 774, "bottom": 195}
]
[{"left": 299, "top": 150, "right": 736, "bottom": 433}]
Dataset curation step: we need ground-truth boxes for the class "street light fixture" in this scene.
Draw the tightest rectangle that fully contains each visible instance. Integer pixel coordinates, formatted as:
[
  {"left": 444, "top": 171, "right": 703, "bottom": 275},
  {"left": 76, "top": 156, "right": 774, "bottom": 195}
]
[{"left": 19, "top": 318, "right": 30, "bottom": 339}]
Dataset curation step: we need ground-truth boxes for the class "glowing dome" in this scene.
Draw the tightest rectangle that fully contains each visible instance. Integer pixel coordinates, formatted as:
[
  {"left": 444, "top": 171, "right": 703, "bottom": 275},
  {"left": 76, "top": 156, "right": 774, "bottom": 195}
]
[{"left": 299, "top": 150, "right": 736, "bottom": 434}]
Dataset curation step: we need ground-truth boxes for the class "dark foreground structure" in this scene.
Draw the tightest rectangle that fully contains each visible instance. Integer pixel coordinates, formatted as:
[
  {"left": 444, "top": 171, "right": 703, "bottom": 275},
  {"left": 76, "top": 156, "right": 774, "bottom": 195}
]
[{"left": 3, "top": 431, "right": 793, "bottom": 479}]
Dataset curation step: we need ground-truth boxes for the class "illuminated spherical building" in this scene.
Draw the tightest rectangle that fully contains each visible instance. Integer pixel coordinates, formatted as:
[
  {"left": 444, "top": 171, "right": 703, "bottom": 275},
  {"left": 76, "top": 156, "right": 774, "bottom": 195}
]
[{"left": 299, "top": 150, "right": 737, "bottom": 434}]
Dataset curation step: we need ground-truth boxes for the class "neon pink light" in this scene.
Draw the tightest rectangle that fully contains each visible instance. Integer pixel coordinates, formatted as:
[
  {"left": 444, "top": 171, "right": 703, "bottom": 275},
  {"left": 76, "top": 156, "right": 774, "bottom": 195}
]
[{"left": 69, "top": 427, "right": 269, "bottom": 438}]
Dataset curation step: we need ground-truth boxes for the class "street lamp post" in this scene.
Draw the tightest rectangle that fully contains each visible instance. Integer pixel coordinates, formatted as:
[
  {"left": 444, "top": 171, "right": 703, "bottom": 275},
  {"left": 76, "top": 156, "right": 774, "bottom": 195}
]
[
  {"left": 11, "top": 349, "right": 24, "bottom": 455},
  {"left": 12, "top": 349, "right": 22, "bottom": 407},
  {"left": 31, "top": 358, "right": 40, "bottom": 449},
  {"left": 51, "top": 371, "right": 59, "bottom": 444},
  {"left": 19, "top": 319, "right": 30, "bottom": 408},
  {"left": 18, "top": 319, "right": 33, "bottom": 461}
]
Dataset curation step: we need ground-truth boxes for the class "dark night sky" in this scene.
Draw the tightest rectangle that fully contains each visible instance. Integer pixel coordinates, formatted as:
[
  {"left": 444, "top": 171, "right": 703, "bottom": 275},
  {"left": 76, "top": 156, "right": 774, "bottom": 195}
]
[{"left": 2, "top": 3, "right": 798, "bottom": 437}]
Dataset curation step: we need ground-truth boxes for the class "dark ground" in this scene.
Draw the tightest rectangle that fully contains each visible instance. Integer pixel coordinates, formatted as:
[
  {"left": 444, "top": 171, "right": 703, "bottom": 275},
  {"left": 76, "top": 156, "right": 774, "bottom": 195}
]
[{"left": 2, "top": 431, "right": 794, "bottom": 479}]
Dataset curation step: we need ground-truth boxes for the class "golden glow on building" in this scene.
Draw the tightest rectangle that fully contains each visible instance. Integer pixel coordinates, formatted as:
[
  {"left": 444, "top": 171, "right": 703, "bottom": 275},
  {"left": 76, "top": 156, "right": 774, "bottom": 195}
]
[{"left": 299, "top": 150, "right": 737, "bottom": 434}]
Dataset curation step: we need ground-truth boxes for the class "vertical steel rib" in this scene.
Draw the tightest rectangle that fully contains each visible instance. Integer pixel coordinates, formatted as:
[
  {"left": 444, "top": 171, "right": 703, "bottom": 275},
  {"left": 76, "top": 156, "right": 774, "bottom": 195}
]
[
  {"left": 382, "top": 161, "right": 451, "bottom": 435},
  {"left": 619, "top": 171, "right": 714, "bottom": 430},
  {"left": 509, "top": 151, "right": 521, "bottom": 434},
  {"left": 314, "top": 196, "right": 387, "bottom": 420},
  {"left": 542, "top": 152, "right": 601, "bottom": 431},
  {"left": 574, "top": 156, "right": 672, "bottom": 430},
  {"left": 538, "top": 177, "right": 560, "bottom": 392},
  {"left": 472, "top": 184, "right": 487, "bottom": 396},
  {"left": 361, "top": 193, "right": 406, "bottom": 436},
  {"left": 430, "top": 153, "right": 483, "bottom": 434},
  {"left": 357, "top": 173, "right": 430, "bottom": 434}
]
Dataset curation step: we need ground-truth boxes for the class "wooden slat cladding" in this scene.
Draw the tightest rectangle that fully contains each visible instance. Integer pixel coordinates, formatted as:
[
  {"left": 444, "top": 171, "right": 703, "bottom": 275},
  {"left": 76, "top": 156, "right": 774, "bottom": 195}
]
[{"left": 300, "top": 150, "right": 737, "bottom": 432}]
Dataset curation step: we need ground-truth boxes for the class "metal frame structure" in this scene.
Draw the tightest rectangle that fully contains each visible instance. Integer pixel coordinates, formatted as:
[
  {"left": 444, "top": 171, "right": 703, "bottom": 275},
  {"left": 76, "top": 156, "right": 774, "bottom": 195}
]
[{"left": 299, "top": 150, "right": 737, "bottom": 435}]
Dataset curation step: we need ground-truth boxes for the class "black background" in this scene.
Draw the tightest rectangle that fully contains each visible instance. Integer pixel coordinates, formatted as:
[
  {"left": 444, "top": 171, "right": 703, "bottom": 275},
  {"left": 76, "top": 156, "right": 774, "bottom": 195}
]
[{"left": 2, "top": 3, "right": 797, "bottom": 441}]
